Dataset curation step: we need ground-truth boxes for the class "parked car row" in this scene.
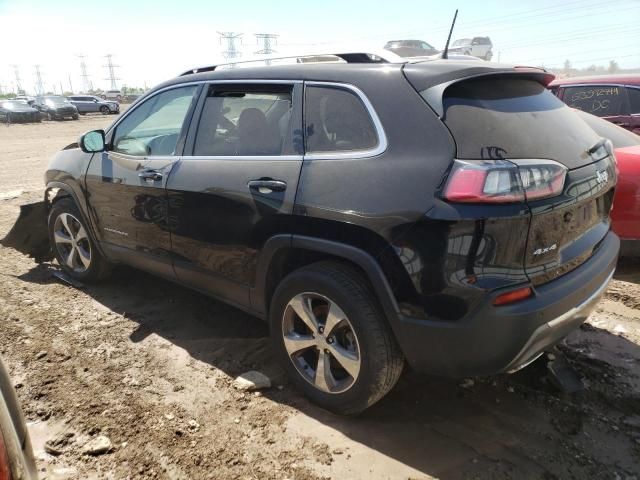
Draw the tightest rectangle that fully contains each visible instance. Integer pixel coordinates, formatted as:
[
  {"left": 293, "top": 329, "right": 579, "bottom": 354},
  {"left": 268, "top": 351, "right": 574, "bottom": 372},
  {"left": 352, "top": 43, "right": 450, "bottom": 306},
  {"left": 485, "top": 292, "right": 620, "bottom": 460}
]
[{"left": 1, "top": 95, "right": 120, "bottom": 123}]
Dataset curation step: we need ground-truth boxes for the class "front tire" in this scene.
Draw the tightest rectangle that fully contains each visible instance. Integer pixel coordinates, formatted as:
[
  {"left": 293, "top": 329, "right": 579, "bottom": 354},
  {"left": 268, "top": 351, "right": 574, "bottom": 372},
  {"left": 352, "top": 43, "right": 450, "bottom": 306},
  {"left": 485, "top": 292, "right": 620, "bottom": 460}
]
[
  {"left": 270, "top": 261, "right": 404, "bottom": 415},
  {"left": 100, "top": 105, "right": 109, "bottom": 115},
  {"left": 48, "top": 198, "right": 110, "bottom": 283}
]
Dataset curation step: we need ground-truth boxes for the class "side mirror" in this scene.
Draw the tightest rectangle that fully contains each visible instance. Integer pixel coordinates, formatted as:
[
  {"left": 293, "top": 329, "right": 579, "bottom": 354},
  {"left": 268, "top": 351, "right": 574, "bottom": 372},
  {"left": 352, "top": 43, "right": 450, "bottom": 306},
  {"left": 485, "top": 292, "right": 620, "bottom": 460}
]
[{"left": 79, "top": 130, "right": 106, "bottom": 153}]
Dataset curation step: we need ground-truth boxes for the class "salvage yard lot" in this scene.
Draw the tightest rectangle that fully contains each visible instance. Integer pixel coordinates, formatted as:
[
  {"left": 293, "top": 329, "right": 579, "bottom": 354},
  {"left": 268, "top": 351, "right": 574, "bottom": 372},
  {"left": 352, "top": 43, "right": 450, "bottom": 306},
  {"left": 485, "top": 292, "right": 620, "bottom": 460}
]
[{"left": 0, "top": 117, "right": 639, "bottom": 479}]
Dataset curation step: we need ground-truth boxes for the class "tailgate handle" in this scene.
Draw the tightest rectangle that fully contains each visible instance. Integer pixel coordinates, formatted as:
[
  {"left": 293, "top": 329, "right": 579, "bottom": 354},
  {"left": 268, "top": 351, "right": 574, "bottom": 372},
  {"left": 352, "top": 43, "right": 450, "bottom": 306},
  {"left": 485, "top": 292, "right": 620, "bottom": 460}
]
[{"left": 248, "top": 179, "right": 287, "bottom": 193}]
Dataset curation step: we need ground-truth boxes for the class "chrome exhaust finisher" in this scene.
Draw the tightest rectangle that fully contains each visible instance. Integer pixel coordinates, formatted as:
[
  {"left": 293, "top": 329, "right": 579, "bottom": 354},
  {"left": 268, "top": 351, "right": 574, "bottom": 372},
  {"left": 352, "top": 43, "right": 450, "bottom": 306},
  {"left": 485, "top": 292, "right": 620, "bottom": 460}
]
[{"left": 505, "top": 269, "right": 615, "bottom": 374}]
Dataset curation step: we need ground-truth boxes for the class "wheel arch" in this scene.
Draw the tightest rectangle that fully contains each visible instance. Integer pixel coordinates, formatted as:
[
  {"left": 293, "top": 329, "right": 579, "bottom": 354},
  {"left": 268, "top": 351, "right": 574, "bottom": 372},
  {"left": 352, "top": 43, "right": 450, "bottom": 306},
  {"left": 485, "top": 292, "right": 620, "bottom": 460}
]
[
  {"left": 45, "top": 181, "right": 105, "bottom": 258},
  {"left": 251, "top": 235, "right": 402, "bottom": 327}
]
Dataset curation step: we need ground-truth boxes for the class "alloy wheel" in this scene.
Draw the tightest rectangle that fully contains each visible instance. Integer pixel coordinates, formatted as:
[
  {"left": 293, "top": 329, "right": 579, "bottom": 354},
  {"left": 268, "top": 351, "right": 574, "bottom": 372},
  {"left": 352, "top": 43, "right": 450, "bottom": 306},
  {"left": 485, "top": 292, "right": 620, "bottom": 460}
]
[
  {"left": 282, "top": 292, "right": 361, "bottom": 394},
  {"left": 53, "top": 213, "right": 91, "bottom": 273}
]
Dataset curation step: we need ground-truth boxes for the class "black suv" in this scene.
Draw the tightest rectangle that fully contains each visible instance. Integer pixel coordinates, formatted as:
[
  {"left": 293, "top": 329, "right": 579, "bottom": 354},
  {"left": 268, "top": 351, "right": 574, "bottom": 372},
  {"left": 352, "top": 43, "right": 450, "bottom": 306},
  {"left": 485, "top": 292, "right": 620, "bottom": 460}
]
[
  {"left": 34, "top": 95, "right": 79, "bottom": 121},
  {"left": 43, "top": 52, "right": 619, "bottom": 414}
]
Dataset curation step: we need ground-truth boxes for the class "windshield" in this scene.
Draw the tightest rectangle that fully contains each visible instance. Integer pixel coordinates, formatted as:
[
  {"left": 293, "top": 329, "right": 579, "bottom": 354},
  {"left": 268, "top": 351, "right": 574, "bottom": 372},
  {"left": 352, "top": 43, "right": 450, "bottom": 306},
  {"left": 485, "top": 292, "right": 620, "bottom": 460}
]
[{"left": 452, "top": 39, "right": 470, "bottom": 46}]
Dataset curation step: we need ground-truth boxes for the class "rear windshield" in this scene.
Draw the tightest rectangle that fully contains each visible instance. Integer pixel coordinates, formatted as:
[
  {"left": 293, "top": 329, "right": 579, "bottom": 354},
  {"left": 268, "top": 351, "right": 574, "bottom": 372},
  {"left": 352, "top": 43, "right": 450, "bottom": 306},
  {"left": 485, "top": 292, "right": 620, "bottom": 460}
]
[{"left": 435, "top": 77, "right": 600, "bottom": 164}]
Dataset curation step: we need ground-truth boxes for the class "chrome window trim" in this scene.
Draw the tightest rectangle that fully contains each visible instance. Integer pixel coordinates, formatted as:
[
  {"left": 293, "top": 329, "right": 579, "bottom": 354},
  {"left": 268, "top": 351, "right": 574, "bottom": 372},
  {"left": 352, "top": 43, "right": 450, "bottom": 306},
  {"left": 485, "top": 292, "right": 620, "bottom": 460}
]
[
  {"left": 182, "top": 155, "right": 303, "bottom": 162},
  {"left": 203, "top": 79, "right": 303, "bottom": 85},
  {"left": 106, "top": 79, "right": 388, "bottom": 162},
  {"left": 108, "top": 151, "right": 178, "bottom": 163},
  {"left": 303, "top": 81, "right": 388, "bottom": 160}
]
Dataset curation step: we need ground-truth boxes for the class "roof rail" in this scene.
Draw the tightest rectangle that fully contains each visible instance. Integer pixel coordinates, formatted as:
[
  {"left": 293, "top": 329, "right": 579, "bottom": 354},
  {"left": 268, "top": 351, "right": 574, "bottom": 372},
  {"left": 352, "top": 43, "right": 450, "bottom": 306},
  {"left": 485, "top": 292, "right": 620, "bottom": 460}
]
[{"left": 179, "top": 49, "right": 406, "bottom": 76}]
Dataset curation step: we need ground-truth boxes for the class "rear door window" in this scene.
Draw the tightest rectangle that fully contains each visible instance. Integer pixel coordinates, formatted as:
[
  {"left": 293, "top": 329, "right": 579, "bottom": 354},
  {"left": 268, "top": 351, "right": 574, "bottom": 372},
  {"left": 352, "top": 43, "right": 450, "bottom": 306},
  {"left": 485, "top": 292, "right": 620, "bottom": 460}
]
[
  {"left": 192, "top": 84, "right": 294, "bottom": 156},
  {"left": 562, "top": 85, "right": 626, "bottom": 117},
  {"left": 304, "top": 85, "right": 378, "bottom": 154}
]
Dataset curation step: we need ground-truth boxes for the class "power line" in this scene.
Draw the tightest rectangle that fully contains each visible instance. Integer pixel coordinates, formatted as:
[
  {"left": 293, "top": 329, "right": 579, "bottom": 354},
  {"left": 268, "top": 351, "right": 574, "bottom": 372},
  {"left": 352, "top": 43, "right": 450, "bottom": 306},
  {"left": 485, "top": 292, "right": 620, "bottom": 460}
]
[
  {"left": 499, "top": 24, "right": 639, "bottom": 50},
  {"left": 34, "top": 65, "right": 44, "bottom": 96},
  {"left": 218, "top": 32, "right": 243, "bottom": 60},
  {"left": 78, "top": 55, "right": 92, "bottom": 92},
  {"left": 255, "top": 33, "right": 278, "bottom": 65},
  {"left": 11, "top": 65, "right": 22, "bottom": 94},
  {"left": 103, "top": 54, "right": 120, "bottom": 90}
]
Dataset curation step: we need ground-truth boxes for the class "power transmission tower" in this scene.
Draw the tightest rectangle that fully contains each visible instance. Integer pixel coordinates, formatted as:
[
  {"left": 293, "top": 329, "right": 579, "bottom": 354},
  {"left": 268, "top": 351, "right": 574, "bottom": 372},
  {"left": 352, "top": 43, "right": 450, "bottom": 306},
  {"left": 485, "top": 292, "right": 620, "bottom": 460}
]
[
  {"left": 78, "top": 55, "right": 92, "bottom": 92},
  {"left": 255, "top": 33, "right": 278, "bottom": 65},
  {"left": 34, "top": 65, "right": 45, "bottom": 96},
  {"left": 103, "top": 54, "right": 120, "bottom": 90},
  {"left": 11, "top": 65, "right": 23, "bottom": 94},
  {"left": 218, "top": 32, "right": 243, "bottom": 60}
]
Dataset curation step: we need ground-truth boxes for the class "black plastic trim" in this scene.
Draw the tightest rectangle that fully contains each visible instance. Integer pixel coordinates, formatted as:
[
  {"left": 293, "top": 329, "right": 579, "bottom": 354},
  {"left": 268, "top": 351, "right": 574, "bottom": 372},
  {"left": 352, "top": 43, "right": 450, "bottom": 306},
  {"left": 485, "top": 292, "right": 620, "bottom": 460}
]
[
  {"left": 251, "top": 234, "right": 401, "bottom": 323},
  {"left": 45, "top": 181, "right": 106, "bottom": 258}
]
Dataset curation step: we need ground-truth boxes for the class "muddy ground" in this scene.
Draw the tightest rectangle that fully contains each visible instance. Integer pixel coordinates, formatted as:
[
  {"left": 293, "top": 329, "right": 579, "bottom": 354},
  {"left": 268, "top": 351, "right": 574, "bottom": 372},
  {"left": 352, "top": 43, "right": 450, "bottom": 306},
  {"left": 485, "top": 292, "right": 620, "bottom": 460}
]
[{"left": 0, "top": 116, "right": 639, "bottom": 480}]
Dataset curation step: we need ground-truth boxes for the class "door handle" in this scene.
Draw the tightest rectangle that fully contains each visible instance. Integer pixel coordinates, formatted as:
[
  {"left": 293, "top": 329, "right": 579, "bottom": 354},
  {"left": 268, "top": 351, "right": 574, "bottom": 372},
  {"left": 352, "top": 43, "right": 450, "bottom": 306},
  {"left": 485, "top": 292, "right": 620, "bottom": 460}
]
[
  {"left": 248, "top": 179, "right": 287, "bottom": 193},
  {"left": 139, "top": 170, "right": 163, "bottom": 181}
]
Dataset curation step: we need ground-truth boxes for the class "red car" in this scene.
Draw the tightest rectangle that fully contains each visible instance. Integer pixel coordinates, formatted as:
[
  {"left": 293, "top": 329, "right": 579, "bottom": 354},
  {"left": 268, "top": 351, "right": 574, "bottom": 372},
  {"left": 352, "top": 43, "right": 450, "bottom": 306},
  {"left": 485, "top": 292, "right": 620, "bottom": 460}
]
[
  {"left": 577, "top": 110, "right": 640, "bottom": 255},
  {"left": 550, "top": 75, "right": 640, "bottom": 134}
]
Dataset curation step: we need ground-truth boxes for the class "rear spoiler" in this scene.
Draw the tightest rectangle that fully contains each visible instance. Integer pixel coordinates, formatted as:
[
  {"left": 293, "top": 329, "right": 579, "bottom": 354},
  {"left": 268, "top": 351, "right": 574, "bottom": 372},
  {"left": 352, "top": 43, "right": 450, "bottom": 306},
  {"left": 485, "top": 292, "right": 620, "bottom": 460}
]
[{"left": 404, "top": 64, "right": 555, "bottom": 117}]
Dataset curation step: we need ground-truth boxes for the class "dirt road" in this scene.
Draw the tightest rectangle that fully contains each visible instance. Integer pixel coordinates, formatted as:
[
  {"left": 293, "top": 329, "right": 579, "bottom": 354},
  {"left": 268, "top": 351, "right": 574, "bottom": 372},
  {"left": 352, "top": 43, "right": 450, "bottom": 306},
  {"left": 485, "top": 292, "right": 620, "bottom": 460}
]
[{"left": 0, "top": 117, "right": 639, "bottom": 480}]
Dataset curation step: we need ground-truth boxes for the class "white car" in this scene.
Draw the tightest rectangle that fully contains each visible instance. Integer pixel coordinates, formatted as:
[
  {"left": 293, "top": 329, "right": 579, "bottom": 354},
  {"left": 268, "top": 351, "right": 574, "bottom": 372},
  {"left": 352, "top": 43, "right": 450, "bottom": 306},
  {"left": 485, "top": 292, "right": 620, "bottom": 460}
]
[
  {"left": 101, "top": 90, "right": 122, "bottom": 102},
  {"left": 449, "top": 37, "right": 493, "bottom": 60}
]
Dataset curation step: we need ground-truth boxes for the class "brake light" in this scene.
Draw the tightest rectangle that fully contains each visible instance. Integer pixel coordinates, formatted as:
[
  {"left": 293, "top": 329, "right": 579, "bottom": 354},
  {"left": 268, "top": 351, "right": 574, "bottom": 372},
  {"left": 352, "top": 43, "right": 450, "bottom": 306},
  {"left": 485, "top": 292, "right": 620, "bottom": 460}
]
[
  {"left": 443, "top": 159, "right": 567, "bottom": 203},
  {"left": 493, "top": 286, "right": 533, "bottom": 306},
  {"left": 0, "top": 430, "right": 10, "bottom": 480}
]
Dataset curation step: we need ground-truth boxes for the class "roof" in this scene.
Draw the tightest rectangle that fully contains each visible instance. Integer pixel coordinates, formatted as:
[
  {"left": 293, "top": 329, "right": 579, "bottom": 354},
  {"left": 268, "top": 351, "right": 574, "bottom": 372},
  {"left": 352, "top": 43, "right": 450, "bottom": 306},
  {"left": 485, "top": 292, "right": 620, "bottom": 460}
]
[
  {"left": 549, "top": 74, "right": 640, "bottom": 87},
  {"left": 156, "top": 59, "right": 545, "bottom": 90}
]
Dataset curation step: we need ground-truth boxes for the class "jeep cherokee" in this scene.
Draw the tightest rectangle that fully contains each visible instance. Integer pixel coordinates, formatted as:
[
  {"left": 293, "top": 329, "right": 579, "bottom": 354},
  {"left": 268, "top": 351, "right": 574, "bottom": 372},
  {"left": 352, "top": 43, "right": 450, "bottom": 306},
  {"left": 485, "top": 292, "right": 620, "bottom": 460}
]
[{"left": 43, "top": 51, "right": 619, "bottom": 414}]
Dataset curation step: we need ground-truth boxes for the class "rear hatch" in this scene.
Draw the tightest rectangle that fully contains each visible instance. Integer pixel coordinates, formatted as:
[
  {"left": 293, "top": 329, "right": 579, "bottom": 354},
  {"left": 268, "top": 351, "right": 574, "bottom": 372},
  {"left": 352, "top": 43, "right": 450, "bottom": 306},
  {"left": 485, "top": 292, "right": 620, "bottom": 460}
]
[{"left": 408, "top": 70, "right": 617, "bottom": 285}]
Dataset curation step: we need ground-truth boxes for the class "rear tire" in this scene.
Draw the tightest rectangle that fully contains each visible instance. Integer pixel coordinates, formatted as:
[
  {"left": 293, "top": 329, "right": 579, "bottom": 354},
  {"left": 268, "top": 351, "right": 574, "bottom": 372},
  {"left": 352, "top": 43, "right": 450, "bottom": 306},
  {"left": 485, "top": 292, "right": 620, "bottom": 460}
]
[
  {"left": 270, "top": 261, "right": 404, "bottom": 415},
  {"left": 48, "top": 198, "right": 111, "bottom": 283}
]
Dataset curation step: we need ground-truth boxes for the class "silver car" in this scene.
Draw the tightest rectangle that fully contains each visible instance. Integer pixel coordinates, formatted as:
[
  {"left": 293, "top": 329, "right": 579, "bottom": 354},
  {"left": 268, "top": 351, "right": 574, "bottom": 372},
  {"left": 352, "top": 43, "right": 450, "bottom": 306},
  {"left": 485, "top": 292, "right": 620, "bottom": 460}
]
[
  {"left": 68, "top": 95, "right": 119, "bottom": 115},
  {"left": 0, "top": 357, "right": 38, "bottom": 480}
]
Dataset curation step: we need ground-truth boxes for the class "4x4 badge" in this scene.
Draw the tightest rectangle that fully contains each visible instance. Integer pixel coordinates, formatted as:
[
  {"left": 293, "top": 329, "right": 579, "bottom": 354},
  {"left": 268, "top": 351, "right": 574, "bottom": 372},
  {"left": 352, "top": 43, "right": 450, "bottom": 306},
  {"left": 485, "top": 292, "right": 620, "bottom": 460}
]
[{"left": 533, "top": 243, "right": 557, "bottom": 256}]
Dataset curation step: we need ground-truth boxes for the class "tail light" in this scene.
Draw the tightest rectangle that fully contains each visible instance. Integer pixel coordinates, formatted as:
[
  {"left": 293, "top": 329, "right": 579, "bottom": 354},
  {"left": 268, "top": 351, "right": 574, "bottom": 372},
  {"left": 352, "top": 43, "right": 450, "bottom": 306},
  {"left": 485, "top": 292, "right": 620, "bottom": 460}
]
[
  {"left": 0, "top": 430, "right": 10, "bottom": 480},
  {"left": 443, "top": 159, "right": 567, "bottom": 203}
]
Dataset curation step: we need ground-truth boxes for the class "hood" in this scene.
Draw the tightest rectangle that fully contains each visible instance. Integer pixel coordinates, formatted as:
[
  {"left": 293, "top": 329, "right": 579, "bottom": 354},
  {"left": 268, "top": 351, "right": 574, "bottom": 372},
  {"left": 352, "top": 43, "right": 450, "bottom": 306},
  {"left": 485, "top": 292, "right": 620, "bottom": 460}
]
[{"left": 50, "top": 103, "right": 77, "bottom": 110}]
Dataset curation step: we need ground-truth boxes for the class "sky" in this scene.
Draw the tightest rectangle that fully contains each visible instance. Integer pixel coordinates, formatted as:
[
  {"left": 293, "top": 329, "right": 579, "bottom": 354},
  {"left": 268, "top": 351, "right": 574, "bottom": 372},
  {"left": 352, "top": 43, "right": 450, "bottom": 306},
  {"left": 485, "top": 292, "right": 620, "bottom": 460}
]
[{"left": 0, "top": 0, "right": 638, "bottom": 94}]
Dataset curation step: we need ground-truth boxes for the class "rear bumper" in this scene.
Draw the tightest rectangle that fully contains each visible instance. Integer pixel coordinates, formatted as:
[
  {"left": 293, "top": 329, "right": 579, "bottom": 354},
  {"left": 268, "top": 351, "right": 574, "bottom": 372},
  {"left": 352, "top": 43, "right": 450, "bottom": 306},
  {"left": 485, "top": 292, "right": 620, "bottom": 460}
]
[{"left": 393, "top": 231, "right": 619, "bottom": 377}]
